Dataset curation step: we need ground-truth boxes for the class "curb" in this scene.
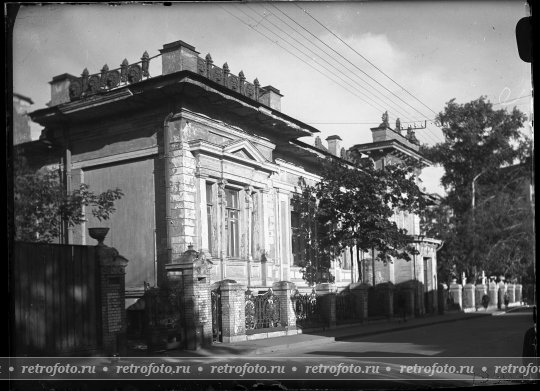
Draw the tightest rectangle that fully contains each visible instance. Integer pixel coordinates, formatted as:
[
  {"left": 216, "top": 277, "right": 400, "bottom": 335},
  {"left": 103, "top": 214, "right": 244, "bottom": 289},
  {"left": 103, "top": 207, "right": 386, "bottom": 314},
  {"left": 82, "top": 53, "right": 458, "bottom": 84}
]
[{"left": 334, "top": 312, "right": 492, "bottom": 341}]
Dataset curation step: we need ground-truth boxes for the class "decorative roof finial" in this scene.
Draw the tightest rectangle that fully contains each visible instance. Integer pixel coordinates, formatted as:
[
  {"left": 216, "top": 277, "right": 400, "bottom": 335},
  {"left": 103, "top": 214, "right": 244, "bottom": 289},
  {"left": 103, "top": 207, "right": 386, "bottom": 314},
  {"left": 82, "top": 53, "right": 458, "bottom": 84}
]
[
  {"left": 395, "top": 118, "right": 401, "bottom": 132},
  {"left": 380, "top": 111, "right": 389, "bottom": 127}
]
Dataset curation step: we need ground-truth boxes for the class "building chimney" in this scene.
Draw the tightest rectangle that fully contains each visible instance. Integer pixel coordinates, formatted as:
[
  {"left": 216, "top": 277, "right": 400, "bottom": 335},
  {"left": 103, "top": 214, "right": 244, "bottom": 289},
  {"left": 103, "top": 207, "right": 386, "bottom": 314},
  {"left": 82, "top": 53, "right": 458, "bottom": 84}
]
[
  {"left": 48, "top": 73, "right": 78, "bottom": 106},
  {"left": 159, "top": 40, "right": 200, "bottom": 75},
  {"left": 326, "top": 135, "right": 342, "bottom": 157},
  {"left": 259, "top": 85, "right": 283, "bottom": 111}
]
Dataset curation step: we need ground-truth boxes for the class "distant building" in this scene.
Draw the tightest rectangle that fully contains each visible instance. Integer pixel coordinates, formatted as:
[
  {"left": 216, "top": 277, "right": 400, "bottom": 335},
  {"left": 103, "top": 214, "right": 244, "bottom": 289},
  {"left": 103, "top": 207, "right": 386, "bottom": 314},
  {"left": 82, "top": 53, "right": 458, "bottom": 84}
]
[{"left": 13, "top": 93, "right": 33, "bottom": 144}]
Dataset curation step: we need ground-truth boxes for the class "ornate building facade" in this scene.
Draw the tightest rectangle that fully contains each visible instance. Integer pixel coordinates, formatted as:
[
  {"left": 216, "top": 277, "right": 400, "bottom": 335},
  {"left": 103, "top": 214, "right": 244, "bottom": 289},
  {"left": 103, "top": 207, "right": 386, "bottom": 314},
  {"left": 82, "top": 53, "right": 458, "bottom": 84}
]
[{"left": 24, "top": 40, "right": 441, "bottom": 313}]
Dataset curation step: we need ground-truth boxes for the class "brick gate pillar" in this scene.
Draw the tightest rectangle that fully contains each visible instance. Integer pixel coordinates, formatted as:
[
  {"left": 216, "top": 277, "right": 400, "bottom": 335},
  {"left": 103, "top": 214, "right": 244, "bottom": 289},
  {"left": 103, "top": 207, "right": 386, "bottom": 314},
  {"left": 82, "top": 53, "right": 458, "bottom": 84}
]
[
  {"left": 449, "top": 280, "right": 463, "bottom": 311},
  {"left": 507, "top": 283, "right": 516, "bottom": 306},
  {"left": 498, "top": 281, "right": 507, "bottom": 309},
  {"left": 515, "top": 284, "right": 523, "bottom": 304},
  {"left": 462, "top": 283, "right": 475, "bottom": 312},
  {"left": 316, "top": 283, "right": 336, "bottom": 329},
  {"left": 272, "top": 281, "right": 297, "bottom": 332},
  {"left": 218, "top": 281, "right": 246, "bottom": 343},
  {"left": 350, "top": 283, "right": 370, "bottom": 321},
  {"left": 475, "top": 284, "right": 487, "bottom": 311},
  {"left": 488, "top": 280, "right": 498, "bottom": 310},
  {"left": 166, "top": 246, "right": 213, "bottom": 350},
  {"left": 96, "top": 245, "right": 129, "bottom": 356}
]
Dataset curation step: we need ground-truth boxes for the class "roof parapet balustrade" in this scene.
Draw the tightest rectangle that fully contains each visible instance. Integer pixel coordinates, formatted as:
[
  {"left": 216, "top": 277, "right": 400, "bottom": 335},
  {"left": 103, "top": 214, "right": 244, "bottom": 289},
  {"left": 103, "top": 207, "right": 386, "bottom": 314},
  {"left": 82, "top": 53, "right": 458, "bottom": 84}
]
[
  {"left": 64, "top": 40, "right": 282, "bottom": 110},
  {"left": 196, "top": 53, "right": 264, "bottom": 102},
  {"left": 68, "top": 50, "right": 157, "bottom": 101}
]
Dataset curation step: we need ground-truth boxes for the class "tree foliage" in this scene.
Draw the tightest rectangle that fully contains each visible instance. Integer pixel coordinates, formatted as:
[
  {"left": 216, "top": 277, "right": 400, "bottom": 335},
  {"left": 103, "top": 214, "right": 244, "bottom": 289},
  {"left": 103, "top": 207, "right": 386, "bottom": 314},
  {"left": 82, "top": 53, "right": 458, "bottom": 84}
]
[
  {"left": 421, "top": 96, "right": 532, "bottom": 282},
  {"left": 292, "top": 157, "right": 426, "bottom": 286},
  {"left": 14, "top": 156, "right": 124, "bottom": 243}
]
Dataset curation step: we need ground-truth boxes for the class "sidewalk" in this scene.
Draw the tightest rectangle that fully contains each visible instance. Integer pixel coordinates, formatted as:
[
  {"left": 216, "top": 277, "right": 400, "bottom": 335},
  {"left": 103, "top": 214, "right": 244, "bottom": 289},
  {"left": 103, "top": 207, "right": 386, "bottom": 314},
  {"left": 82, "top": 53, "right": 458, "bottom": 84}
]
[{"left": 127, "top": 309, "right": 495, "bottom": 357}]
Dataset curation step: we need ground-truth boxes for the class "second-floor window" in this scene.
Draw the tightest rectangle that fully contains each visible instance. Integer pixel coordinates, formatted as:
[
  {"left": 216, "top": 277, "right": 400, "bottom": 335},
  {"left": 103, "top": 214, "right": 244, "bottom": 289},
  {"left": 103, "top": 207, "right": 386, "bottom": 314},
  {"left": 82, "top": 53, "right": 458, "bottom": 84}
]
[{"left": 225, "top": 188, "right": 240, "bottom": 258}]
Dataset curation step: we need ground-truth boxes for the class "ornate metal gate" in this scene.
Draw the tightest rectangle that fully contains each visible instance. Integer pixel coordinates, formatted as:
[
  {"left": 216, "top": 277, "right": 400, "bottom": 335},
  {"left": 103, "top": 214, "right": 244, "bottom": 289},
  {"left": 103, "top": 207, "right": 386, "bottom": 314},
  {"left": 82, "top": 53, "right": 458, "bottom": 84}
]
[
  {"left": 245, "top": 288, "right": 281, "bottom": 332},
  {"left": 211, "top": 288, "right": 222, "bottom": 342},
  {"left": 291, "top": 288, "right": 321, "bottom": 328}
]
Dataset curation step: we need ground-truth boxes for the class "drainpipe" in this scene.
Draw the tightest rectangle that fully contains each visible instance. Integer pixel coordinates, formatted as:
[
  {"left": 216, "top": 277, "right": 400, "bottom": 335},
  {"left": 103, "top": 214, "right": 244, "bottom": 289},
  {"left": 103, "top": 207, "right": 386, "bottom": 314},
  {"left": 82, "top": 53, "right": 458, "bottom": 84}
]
[{"left": 163, "top": 113, "right": 174, "bottom": 266}]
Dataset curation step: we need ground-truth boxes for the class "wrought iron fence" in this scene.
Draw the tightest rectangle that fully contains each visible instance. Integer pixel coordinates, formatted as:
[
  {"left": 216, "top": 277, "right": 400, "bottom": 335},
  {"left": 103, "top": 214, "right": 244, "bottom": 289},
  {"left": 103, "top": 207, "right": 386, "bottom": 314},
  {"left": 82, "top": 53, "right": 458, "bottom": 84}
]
[
  {"left": 245, "top": 288, "right": 281, "bottom": 332},
  {"left": 291, "top": 289, "right": 321, "bottom": 328},
  {"left": 336, "top": 290, "right": 356, "bottom": 322}
]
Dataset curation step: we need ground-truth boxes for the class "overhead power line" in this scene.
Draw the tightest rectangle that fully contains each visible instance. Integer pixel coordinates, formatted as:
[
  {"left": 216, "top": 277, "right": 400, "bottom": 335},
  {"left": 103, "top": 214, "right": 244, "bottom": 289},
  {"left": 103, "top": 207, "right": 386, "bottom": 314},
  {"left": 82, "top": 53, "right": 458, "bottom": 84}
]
[
  {"left": 274, "top": 3, "right": 443, "bottom": 143},
  {"left": 259, "top": 4, "right": 428, "bottom": 128},
  {"left": 278, "top": 4, "right": 437, "bottom": 122},
  {"left": 220, "top": 6, "right": 384, "bottom": 113},
  {"left": 295, "top": 2, "right": 440, "bottom": 117},
  {"left": 221, "top": 5, "right": 443, "bottom": 145}
]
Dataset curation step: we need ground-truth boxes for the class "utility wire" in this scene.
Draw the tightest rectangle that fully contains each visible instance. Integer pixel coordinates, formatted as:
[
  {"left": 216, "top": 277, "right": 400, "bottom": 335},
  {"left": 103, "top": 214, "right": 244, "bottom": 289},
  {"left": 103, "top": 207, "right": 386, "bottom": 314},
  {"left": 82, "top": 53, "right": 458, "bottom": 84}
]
[
  {"left": 233, "top": 5, "right": 406, "bottom": 117},
  {"left": 223, "top": 6, "right": 442, "bottom": 145},
  {"left": 295, "top": 2, "right": 439, "bottom": 117},
  {"left": 273, "top": 3, "right": 443, "bottom": 144},
  {"left": 276, "top": 4, "right": 437, "bottom": 122},
  {"left": 220, "top": 6, "right": 383, "bottom": 113},
  {"left": 258, "top": 4, "right": 426, "bottom": 129},
  {"left": 267, "top": 4, "right": 442, "bottom": 144}
]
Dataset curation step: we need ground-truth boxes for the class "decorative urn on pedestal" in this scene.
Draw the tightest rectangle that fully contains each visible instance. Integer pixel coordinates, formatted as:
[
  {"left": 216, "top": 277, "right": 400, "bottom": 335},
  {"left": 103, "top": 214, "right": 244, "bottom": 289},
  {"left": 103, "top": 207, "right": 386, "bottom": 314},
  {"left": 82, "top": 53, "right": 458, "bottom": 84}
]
[{"left": 88, "top": 227, "right": 110, "bottom": 246}]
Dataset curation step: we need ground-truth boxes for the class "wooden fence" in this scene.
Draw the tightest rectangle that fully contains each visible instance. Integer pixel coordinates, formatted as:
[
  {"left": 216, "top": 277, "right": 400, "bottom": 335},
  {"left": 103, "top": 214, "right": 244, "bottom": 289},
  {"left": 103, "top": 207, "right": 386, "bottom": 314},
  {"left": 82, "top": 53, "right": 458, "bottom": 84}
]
[{"left": 12, "top": 242, "right": 101, "bottom": 356}]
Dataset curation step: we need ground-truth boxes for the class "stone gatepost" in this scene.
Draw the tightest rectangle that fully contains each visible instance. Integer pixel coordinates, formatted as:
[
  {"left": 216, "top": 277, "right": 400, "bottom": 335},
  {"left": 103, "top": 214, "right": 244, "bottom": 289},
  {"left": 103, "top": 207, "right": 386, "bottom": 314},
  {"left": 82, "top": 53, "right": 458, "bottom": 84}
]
[
  {"left": 350, "top": 283, "right": 370, "bottom": 321},
  {"left": 377, "top": 282, "right": 395, "bottom": 318},
  {"left": 488, "top": 281, "right": 498, "bottom": 310},
  {"left": 507, "top": 283, "right": 516, "bottom": 306},
  {"left": 449, "top": 280, "right": 463, "bottom": 310},
  {"left": 96, "top": 245, "right": 129, "bottom": 356},
  {"left": 165, "top": 246, "right": 213, "bottom": 350},
  {"left": 475, "top": 284, "right": 487, "bottom": 311},
  {"left": 515, "top": 284, "right": 523, "bottom": 304},
  {"left": 462, "top": 283, "right": 475, "bottom": 312},
  {"left": 272, "top": 281, "right": 297, "bottom": 332},
  {"left": 498, "top": 281, "right": 507, "bottom": 309},
  {"left": 218, "top": 281, "right": 246, "bottom": 343},
  {"left": 316, "top": 283, "right": 336, "bottom": 329}
]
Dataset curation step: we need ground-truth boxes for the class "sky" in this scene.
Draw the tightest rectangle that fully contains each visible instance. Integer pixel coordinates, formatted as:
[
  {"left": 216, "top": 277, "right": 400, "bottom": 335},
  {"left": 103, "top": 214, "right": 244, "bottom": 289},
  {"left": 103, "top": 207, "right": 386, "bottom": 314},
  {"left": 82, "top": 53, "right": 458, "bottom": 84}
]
[{"left": 11, "top": 1, "right": 532, "bottom": 195}]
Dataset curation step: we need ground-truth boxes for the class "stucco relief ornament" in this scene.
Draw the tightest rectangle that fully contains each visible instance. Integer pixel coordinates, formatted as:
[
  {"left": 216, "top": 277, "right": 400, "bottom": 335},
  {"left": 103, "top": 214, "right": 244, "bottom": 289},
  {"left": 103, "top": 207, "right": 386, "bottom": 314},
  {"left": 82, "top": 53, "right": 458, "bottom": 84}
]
[
  {"left": 69, "top": 79, "right": 83, "bottom": 100},
  {"left": 193, "top": 251, "right": 213, "bottom": 276},
  {"left": 245, "top": 186, "right": 254, "bottom": 205},
  {"left": 127, "top": 64, "right": 143, "bottom": 84},
  {"left": 87, "top": 74, "right": 102, "bottom": 94},
  {"left": 380, "top": 111, "right": 389, "bottom": 127},
  {"left": 218, "top": 179, "right": 228, "bottom": 202}
]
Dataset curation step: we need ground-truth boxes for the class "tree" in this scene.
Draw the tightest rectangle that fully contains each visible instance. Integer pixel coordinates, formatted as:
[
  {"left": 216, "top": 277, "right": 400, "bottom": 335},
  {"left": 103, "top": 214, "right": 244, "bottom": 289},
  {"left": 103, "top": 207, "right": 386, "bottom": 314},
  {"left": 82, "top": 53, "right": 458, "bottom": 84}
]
[
  {"left": 421, "top": 96, "right": 532, "bottom": 282},
  {"left": 291, "top": 157, "right": 425, "bottom": 286},
  {"left": 14, "top": 155, "right": 124, "bottom": 243}
]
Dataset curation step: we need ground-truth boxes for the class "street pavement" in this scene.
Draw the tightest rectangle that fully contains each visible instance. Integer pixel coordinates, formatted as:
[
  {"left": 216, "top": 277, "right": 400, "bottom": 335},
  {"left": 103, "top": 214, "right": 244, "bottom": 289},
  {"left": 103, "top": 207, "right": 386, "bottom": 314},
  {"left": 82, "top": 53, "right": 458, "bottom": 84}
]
[{"left": 129, "top": 307, "right": 533, "bottom": 357}]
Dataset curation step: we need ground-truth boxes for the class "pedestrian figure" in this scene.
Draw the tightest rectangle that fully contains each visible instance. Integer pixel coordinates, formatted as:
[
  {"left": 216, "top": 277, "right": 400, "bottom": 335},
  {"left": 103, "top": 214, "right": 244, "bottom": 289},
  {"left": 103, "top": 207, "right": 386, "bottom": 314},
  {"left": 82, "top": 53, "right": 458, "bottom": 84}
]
[{"left": 504, "top": 292, "right": 510, "bottom": 309}]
